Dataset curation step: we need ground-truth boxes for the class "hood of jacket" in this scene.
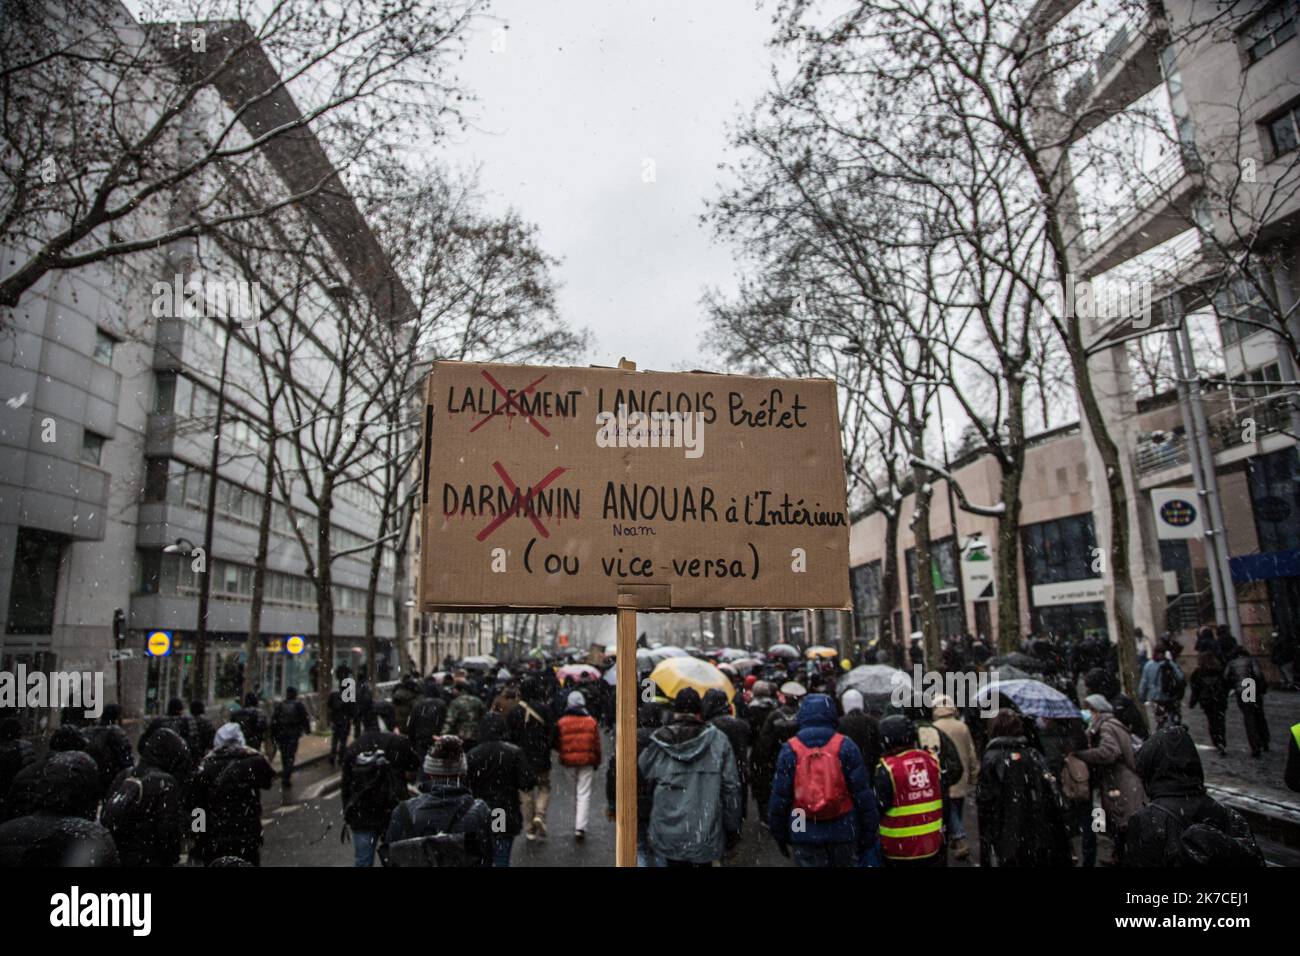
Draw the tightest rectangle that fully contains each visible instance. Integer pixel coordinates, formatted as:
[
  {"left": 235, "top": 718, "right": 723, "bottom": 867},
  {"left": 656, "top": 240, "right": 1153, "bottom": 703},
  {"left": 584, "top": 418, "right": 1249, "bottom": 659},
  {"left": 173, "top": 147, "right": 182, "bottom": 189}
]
[
  {"left": 36, "top": 752, "right": 101, "bottom": 818},
  {"left": 797, "top": 693, "right": 838, "bottom": 731},
  {"left": 1135, "top": 724, "right": 1204, "bottom": 799},
  {"left": 138, "top": 726, "right": 193, "bottom": 778},
  {"left": 649, "top": 718, "right": 713, "bottom": 762},
  {"left": 985, "top": 735, "right": 1031, "bottom": 754}
]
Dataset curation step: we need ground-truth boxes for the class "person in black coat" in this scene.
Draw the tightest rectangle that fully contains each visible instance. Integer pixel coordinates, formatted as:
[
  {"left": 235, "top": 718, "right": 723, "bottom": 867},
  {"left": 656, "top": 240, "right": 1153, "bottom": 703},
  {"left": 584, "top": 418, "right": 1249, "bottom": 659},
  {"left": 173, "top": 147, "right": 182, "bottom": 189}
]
[
  {"left": 231, "top": 693, "right": 268, "bottom": 752},
  {"left": 140, "top": 698, "right": 201, "bottom": 763},
  {"left": 702, "top": 688, "right": 751, "bottom": 821},
  {"left": 406, "top": 690, "right": 449, "bottom": 757},
  {"left": 2, "top": 725, "right": 91, "bottom": 824},
  {"left": 975, "top": 710, "right": 1072, "bottom": 868},
  {"left": 753, "top": 685, "right": 799, "bottom": 823},
  {"left": 0, "top": 750, "right": 118, "bottom": 866},
  {"left": 101, "top": 727, "right": 192, "bottom": 867},
  {"left": 189, "top": 700, "right": 217, "bottom": 755},
  {"left": 270, "top": 686, "right": 312, "bottom": 788},
  {"left": 1126, "top": 725, "right": 1264, "bottom": 866},
  {"left": 1222, "top": 638, "right": 1270, "bottom": 757},
  {"left": 1188, "top": 650, "right": 1230, "bottom": 755},
  {"left": 838, "top": 690, "right": 882, "bottom": 773},
  {"left": 341, "top": 706, "right": 419, "bottom": 867},
  {"left": 187, "top": 722, "right": 274, "bottom": 866},
  {"left": 82, "top": 709, "right": 135, "bottom": 801},
  {"left": 381, "top": 736, "right": 493, "bottom": 867},
  {"left": 0, "top": 720, "right": 34, "bottom": 814},
  {"left": 467, "top": 713, "right": 536, "bottom": 866},
  {"left": 352, "top": 678, "right": 375, "bottom": 739},
  {"left": 506, "top": 677, "right": 554, "bottom": 840}
]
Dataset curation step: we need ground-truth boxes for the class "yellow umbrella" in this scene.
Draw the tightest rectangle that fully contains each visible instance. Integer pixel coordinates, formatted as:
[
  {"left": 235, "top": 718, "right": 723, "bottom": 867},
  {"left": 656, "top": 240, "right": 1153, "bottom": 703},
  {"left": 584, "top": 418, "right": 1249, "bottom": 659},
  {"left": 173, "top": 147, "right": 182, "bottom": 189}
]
[
  {"left": 649, "top": 657, "right": 735, "bottom": 702},
  {"left": 806, "top": 645, "right": 838, "bottom": 660}
]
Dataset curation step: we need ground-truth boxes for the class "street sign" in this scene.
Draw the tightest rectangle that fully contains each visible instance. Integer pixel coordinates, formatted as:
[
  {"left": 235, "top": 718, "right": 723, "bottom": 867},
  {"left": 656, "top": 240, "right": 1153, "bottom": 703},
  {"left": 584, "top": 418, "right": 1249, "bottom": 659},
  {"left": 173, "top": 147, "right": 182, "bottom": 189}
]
[
  {"left": 1151, "top": 487, "right": 1205, "bottom": 539},
  {"left": 419, "top": 360, "right": 851, "bottom": 612},
  {"left": 109, "top": 648, "right": 135, "bottom": 662},
  {"left": 145, "top": 630, "right": 173, "bottom": 657},
  {"left": 285, "top": 635, "right": 305, "bottom": 655},
  {"left": 960, "top": 536, "right": 995, "bottom": 600}
]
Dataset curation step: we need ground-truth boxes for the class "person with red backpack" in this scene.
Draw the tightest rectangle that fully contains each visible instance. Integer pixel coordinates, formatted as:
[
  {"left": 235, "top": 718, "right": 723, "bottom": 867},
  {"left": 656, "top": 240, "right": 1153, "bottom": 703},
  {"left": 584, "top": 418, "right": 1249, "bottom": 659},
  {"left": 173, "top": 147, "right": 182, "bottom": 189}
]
[
  {"left": 767, "top": 693, "right": 878, "bottom": 867},
  {"left": 874, "top": 715, "right": 945, "bottom": 867}
]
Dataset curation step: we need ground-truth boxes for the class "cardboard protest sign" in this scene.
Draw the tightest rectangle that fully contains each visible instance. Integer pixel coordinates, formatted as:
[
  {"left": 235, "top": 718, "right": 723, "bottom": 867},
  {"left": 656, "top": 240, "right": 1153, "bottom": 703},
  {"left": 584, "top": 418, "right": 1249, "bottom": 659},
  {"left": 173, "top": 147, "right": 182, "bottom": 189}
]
[{"left": 419, "top": 361, "right": 851, "bottom": 612}]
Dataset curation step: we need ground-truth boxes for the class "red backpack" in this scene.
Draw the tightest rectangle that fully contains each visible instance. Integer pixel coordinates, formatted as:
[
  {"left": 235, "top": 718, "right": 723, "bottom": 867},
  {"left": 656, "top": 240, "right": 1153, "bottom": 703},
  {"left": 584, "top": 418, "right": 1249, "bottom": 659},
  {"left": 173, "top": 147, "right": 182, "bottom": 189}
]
[{"left": 789, "top": 733, "right": 854, "bottom": 821}]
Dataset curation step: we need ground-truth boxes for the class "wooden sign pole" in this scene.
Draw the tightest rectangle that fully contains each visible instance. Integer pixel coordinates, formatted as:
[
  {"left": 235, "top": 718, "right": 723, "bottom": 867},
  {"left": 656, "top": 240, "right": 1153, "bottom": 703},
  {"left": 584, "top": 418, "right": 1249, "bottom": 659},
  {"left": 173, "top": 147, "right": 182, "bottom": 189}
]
[
  {"left": 615, "top": 605, "right": 638, "bottom": 867},
  {"left": 614, "top": 356, "right": 639, "bottom": 868}
]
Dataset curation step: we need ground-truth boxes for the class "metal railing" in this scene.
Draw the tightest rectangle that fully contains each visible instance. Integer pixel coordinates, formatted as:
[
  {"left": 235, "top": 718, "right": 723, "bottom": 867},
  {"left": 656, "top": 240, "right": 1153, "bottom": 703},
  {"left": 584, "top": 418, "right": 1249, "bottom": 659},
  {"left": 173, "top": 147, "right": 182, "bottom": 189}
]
[
  {"left": 1065, "top": 11, "right": 1145, "bottom": 112},
  {"left": 1082, "top": 154, "right": 1190, "bottom": 257},
  {"left": 1135, "top": 393, "right": 1294, "bottom": 476},
  {"left": 1165, "top": 588, "right": 1210, "bottom": 631}
]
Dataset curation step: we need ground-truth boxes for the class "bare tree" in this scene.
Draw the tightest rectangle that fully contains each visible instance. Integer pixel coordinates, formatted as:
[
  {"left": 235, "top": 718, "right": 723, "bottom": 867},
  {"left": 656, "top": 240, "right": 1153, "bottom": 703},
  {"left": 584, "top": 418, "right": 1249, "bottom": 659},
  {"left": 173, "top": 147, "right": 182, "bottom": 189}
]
[{"left": 0, "top": 0, "right": 484, "bottom": 312}]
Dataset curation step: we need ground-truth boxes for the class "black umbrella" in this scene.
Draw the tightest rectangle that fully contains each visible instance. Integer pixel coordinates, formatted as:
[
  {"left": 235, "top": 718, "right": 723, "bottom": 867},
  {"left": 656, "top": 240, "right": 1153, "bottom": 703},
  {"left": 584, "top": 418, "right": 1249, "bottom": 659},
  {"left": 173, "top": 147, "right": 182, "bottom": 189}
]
[{"left": 988, "top": 652, "right": 1045, "bottom": 673}]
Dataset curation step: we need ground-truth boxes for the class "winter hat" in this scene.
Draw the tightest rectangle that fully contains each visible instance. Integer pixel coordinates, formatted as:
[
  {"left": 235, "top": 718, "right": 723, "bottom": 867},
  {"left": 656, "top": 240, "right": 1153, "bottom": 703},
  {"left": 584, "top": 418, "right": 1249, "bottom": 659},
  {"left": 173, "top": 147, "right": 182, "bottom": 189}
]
[
  {"left": 673, "top": 687, "right": 703, "bottom": 715},
  {"left": 423, "top": 735, "right": 467, "bottom": 778},
  {"left": 567, "top": 690, "right": 586, "bottom": 710},
  {"left": 744, "top": 675, "right": 758, "bottom": 690},
  {"left": 751, "top": 680, "right": 776, "bottom": 699},
  {"left": 841, "top": 689, "right": 865, "bottom": 714},
  {"left": 700, "top": 687, "right": 730, "bottom": 720},
  {"left": 1083, "top": 693, "right": 1113, "bottom": 714},
  {"left": 214, "top": 721, "right": 246, "bottom": 749}
]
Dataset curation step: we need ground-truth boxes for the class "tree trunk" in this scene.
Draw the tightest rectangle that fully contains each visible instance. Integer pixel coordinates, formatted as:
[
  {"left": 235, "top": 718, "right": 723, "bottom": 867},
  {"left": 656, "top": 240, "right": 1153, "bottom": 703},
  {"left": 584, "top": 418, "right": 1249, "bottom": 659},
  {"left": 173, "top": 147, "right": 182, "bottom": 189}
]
[
  {"left": 243, "top": 450, "right": 277, "bottom": 699},
  {"left": 995, "top": 380, "right": 1027, "bottom": 654},
  {"left": 879, "top": 509, "right": 901, "bottom": 662},
  {"left": 910, "top": 467, "right": 941, "bottom": 669},
  {"left": 315, "top": 482, "right": 336, "bottom": 709},
  {"left": 995, "top": 466, "right": 1024, "bottom": 654},
  {"left": 363, "top": 526, "right": 383, "bottom": 686}
]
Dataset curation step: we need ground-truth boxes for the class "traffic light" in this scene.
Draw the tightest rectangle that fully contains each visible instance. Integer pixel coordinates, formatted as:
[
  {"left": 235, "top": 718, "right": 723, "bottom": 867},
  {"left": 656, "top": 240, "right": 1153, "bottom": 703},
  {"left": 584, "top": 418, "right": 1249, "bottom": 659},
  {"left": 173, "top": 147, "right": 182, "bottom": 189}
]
[{"left": 112, "top": 607, "right": 126, "bottom": 643}]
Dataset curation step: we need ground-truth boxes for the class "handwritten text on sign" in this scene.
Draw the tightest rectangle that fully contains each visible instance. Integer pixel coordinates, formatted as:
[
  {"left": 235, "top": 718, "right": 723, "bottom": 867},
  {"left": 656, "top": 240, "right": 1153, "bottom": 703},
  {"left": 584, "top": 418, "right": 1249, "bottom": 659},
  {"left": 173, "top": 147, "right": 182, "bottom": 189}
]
[{"left": 420, "top": 362, "right": 851, "bottom": 611}]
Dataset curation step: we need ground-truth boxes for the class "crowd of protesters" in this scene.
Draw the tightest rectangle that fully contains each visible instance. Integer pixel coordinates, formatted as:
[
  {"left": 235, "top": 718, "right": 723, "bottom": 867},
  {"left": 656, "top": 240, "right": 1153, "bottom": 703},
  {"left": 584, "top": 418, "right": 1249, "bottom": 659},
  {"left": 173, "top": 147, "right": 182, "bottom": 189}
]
[{"left": 0, "top": 626, "right": 1296, "bottom": 868}]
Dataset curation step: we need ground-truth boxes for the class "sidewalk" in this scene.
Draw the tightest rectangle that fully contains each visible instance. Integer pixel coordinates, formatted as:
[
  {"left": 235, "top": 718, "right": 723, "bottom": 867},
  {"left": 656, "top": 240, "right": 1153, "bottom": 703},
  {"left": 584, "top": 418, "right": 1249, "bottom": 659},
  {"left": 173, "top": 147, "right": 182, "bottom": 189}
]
[
  {"left": 269, "top": 731, "right": 333, "bottom": 775},
  {"left": 1177, "top": 687, "right": 1300, "bottom": 848}
]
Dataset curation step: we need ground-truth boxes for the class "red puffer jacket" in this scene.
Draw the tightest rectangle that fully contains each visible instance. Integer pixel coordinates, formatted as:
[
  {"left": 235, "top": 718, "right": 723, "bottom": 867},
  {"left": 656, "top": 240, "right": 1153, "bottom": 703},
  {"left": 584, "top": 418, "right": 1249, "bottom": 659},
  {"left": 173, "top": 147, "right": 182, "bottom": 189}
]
[{"left": 555, "top": 714, "right": 602, "bottom": 767}]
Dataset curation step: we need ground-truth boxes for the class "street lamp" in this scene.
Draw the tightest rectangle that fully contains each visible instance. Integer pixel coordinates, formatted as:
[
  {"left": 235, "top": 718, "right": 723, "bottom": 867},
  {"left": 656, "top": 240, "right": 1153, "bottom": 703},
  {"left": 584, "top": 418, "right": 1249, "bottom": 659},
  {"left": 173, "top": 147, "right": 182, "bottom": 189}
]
[{"left": 162, "top": 537, "right": 197, "bottom": 554}]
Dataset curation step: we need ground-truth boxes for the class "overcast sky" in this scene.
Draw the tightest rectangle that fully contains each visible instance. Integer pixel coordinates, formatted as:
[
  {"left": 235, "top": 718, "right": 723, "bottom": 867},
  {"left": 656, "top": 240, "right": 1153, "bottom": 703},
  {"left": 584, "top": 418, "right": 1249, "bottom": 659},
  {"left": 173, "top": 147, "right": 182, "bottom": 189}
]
[{"left": 450, "top": 0, "right": 776, "bottom": 372}]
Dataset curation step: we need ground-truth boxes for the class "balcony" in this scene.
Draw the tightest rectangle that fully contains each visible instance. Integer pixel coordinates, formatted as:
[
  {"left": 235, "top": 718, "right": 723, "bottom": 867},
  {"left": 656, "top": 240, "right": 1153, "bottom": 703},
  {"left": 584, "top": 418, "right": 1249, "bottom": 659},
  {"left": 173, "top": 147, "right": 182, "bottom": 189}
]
[
  {"left": 1062, "top": 11, "right": 1164, "bottom": 145},
  {"left": 1078, "top": 155, "right": 1203, "bottom": 279},
  {"left": 1135, "top": 393, "right": 1294, "bottom": 477}
]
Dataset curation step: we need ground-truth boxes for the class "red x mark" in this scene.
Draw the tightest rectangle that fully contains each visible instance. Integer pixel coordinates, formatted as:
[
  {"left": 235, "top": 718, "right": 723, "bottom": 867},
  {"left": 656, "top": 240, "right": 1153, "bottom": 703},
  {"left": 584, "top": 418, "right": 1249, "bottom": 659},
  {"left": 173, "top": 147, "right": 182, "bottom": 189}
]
[
  {"left": 469, "top": 370, "right": 551, "bottom": 437},
  {"left": 476, "top": 460, "right": 568, "bottom": 542}
]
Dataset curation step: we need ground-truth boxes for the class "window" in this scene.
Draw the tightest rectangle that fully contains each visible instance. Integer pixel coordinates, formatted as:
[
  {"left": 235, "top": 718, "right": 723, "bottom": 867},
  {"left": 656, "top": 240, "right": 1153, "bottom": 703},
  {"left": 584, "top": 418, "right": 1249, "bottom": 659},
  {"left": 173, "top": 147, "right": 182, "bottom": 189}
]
[
  {"left": 1243, "top": 1, "right": 1297, "bottom": 64},
  {"left": 1022, "top": 513, "right": 1100, "bottom": 586},
  {"left": 136, "top": 550, "right": 162, "bottom": 595},
  {"left": 904, "top": 538, "right": 964, "bottom": 639},
  {"left": 851, "top": 561, "right": 882, "bottom": 641},
  {"left": 93, "top": 329, "right": 116, "bottom": 365},
  {"left": 1267, "top": 103, "right": 1300, "bottom": 156},
  {"left": 153, "top": 373, "right": 176, "bottom": 414},
  {"left": 7, "top": 529, "right": 65, "bottom": 634},
  {"left": 80, "top": 430, "right": 106, "bottom": 465},
  {"left": 1248, "top": 446, "right": 1300, "bottom": 552}
]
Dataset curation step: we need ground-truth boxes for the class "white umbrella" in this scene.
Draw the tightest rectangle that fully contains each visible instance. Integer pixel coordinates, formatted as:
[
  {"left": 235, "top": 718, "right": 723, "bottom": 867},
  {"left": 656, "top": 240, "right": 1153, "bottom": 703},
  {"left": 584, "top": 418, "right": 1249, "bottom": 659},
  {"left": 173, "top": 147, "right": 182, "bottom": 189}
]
[{"left": 837, "top": 664, "right": 913, "bottom": 700}]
